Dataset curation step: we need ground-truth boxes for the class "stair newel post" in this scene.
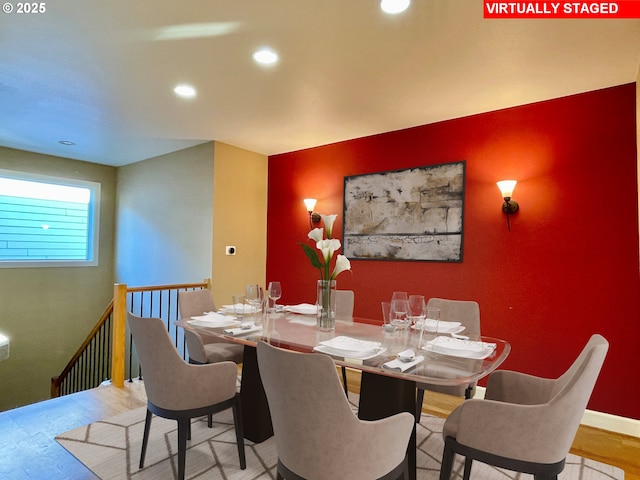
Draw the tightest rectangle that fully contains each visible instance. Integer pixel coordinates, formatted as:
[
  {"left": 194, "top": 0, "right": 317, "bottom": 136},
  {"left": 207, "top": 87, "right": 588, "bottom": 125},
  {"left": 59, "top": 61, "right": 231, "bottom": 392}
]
[{"left": 111, "top": 283, "right": 127, "bottom": 388}]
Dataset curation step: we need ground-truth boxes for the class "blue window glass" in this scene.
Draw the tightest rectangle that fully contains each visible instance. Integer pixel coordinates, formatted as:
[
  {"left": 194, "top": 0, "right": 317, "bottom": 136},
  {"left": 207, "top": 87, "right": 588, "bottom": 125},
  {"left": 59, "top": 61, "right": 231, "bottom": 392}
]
[{"left": 0, "top": 170, "right": 100, "bottom": 267}]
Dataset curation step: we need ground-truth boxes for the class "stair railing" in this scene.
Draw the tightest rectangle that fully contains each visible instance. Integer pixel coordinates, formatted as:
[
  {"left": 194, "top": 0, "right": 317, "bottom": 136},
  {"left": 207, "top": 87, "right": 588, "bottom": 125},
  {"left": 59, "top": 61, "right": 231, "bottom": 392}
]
[{"left": 51, "top": 279, "right": 211, "bottom": 397}]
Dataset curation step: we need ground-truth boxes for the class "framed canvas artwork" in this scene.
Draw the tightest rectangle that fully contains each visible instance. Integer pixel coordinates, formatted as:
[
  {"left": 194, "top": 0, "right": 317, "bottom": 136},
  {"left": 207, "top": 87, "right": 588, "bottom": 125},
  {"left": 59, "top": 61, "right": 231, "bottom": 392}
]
[{"left": 342, "top": 161, "right": 465, "bottom": 262}]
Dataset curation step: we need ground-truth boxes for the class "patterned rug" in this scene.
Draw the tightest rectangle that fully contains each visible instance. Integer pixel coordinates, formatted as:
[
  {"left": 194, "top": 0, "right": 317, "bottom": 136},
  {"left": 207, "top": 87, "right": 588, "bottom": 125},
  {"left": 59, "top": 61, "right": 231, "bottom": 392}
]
[{"left": 56, "top": 400, "right": 624, "bottom": 480}]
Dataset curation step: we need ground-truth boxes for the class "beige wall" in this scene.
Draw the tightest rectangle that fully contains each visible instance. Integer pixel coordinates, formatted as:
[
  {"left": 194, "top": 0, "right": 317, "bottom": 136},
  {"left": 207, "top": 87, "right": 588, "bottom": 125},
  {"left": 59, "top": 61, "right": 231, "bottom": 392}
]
[
  {"left": 115, "top": 142, "right": 214, "bottom": 286},
  {"left": 211, "top": 142, "right": 268, "bottom": 307},
  {"left": 0, "top": 147, "right": 116, "bottom": 411}
]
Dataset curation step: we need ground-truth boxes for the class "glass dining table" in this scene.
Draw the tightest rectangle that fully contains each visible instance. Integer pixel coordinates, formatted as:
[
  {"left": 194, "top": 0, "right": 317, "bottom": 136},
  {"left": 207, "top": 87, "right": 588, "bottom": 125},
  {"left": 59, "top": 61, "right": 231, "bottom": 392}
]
[{"left": 177, "top": 310, "right": 510, "bottom": 480}]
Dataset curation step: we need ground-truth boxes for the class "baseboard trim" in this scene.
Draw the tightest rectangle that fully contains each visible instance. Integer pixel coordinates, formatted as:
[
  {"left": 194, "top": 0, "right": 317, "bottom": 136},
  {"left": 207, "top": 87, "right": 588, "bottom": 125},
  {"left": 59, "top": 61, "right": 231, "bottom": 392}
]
[{"left": 474, "top": 386, "right": 640, "bottom": 438}]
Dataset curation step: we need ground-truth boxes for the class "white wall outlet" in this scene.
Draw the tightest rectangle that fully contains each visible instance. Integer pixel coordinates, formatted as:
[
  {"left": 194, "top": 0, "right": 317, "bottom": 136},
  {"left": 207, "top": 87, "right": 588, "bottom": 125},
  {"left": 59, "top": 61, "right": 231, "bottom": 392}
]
[{"left": 225, "top": 245, "right": 236, "bottom": 256}]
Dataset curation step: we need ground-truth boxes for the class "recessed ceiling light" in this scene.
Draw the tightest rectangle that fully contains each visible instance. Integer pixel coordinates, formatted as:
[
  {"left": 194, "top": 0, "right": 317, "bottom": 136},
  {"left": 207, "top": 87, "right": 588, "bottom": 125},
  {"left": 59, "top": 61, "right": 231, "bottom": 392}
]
[
  {"left": 380, "top": 0, "right": 410, "bottom": 14},
  {"left": 58, "top": 140, "right": 76, "bottom": 146},
  {"left": 174, "top": 84, "right": 197, "bottom": 98},
  {"left": 252, "top": 48, "right": 279, "bottom": 65}
]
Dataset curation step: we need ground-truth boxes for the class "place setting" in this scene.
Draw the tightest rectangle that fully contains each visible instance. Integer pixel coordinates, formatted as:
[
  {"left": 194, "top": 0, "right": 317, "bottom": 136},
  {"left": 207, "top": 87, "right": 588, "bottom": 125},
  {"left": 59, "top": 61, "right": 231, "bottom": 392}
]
[
  {"left": 313, "top": 335, "right": 387, "bottom": 360},
  {"left": 186, "top": 310, "right": 240, "bottom": 328}
]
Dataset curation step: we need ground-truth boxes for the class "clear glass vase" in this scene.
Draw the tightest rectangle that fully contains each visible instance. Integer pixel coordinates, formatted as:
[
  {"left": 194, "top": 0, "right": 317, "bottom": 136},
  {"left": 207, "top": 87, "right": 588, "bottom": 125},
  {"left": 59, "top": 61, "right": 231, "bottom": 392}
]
[{"left": 316, "top": 279, "right": 336, "bottom": 331}]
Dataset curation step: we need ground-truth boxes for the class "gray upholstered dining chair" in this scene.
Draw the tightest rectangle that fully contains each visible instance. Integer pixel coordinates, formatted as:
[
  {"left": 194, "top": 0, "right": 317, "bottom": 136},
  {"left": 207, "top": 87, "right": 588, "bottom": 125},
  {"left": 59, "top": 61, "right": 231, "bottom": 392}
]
[
  {"left": 335, "top": 289, "right": 355, "bottom": 320},
  {"left": 439, "top": 334, "right": 608, "bottom": 480},
  {"left": 336, "top": 289, "right": 355, "bottom": 395},
  {"left": 257, "top": 341, "right": 414, "bottom": 480},
  {"left": 415, "top": 298, "right": 480, "bottom": 420},
  {"left": 178, "top": 288, "right": 244, "bottom": 365},
  {"left": 127, "top": 312, "right": 246, "bottom": 480}
]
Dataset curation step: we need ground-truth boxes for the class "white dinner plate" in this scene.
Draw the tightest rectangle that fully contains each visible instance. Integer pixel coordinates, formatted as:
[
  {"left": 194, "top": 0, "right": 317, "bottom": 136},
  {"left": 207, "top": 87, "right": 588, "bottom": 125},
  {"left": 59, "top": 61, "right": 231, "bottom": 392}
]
[
  {"left": 319, "top": 336, "right": 381, "bottom": 354},
  {"left": 314, "top": 345, "right": 387, "bottom": 360},
  {"left": 413, "top": 319, "right": 462, "bottom": 332},
  {"left": 424, "top": 336, "right": 496, "bottom": 359},
  {"left": 284, "top": 304, "right": 318, "bottom": 315},
  {"left": 188, "top": 318, "right": 240, "bottom": 328},
  {"left": 412, "top": 324, "right": 466, "bottom": 334},
  {"left": 220, "top": 304, "right": 257, "bottom": 315}
]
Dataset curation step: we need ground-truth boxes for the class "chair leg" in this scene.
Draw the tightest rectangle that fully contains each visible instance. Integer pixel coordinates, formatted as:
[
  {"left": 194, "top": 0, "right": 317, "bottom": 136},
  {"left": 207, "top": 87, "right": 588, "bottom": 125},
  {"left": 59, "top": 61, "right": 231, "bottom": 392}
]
[
  {"left": 139, "top": 409, "right": 153, "bottom": 468},
  {"left": 177, "top": 418, "right": 190, "bottom": 480},
  {"left": 463, "top": 458, "right": 473, "bottom": 480},
  {"left": 464, "top": 385, "right": 472, "bottom": 399},
  {"left": 403, "top": 456, "right": 410, "bottom": 480},
  {"left": 208, "top": 413, "right": 213, "bottom": 428},
  {"left": 342, "top": 366, "right": 349, "bottom": 396},
  {"left": 415, "top": 388, "right": 425, "bottom": 422},
  {"left": 232, "top": 400, "right": 247, "bottom": 469},
  {"left": 439, "top": 439, "right": 455, "bottom": 480}
]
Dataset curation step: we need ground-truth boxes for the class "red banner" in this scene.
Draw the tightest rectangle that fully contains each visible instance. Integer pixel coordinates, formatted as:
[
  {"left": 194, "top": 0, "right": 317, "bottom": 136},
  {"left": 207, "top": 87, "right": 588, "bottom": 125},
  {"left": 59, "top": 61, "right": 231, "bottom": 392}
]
[{"left": 484, "top": 1, "right": 640, "bottom": 18}]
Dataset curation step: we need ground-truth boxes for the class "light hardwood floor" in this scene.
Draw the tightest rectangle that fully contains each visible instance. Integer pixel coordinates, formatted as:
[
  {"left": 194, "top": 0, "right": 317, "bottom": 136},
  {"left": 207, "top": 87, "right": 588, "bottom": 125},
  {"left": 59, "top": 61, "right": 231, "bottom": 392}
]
[{"left": 0, "top": 373, "right": 638, "bottom": 479}]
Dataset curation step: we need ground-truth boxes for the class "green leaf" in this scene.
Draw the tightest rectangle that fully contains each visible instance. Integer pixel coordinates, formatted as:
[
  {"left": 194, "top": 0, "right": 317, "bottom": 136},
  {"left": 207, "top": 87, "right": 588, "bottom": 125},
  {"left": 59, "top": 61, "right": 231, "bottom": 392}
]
[{"left": 298, "top": 242, "right": 324, "bottom": 270}]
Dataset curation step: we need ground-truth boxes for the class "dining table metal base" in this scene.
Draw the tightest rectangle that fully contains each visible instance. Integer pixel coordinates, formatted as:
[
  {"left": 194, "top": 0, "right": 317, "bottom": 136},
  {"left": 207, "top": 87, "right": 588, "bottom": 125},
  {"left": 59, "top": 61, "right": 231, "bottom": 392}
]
[
  {"left": 358, "top": 372, "right": 418, "bottom": 480},
  {"left": 239, "top": 345, "right": 274, "bottom": 443}
]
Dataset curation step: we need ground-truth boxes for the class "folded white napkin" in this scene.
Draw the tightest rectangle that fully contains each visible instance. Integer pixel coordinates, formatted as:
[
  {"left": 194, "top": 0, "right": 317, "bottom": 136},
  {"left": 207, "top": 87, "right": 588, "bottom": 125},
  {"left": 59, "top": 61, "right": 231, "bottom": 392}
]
[
  {"left": 383, "top": 355, "right": 425, "bottom": 372},
  {"left": 222, "top": 324, "right": 263, "bottom": 336}
]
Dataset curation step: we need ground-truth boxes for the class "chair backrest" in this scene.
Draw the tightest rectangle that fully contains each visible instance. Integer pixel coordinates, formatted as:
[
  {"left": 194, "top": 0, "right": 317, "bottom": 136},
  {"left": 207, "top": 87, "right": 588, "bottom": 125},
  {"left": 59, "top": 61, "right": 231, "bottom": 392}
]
[
  {"left": 128, "top": 312, "right": 238, "bottom": 411},
  {"left": 127, "top": 312, "right": 192, "bottom": 409},
  {"left": 178, "top": 289, "right": 218, "bottom": 362},
  {"left": 257, "top": 341, "right": 362, "bottom": 476},
  {"left": 178, "top": 288, "right": 217, "bottom": 319},
  {"left": 335, "top": 289, "right": 355, "bottom": 320},
  {"left": 544, "top": 334, "right": 608, "bottom": 454},
  {"left": 427, "top": 298, "right": 480, "bottom": 336}
]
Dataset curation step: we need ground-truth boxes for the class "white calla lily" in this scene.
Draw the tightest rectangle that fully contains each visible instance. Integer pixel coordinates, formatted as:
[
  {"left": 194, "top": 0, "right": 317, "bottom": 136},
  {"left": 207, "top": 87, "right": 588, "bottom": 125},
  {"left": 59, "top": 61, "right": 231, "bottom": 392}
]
[
  {"left": 317, "top": 238, "right": 341, "bottom": 262},
  {"left": 320, "top": 214, "right": 338, "bottom": 238},
  {"left": 300, "top": 213, "right": 351, "bottom": 281},
  {"left": 331, "top": 254, "right": 351, "bottom": 279},
  {"left": 308, "top": 228, "right": 323, "bottom": 243}
]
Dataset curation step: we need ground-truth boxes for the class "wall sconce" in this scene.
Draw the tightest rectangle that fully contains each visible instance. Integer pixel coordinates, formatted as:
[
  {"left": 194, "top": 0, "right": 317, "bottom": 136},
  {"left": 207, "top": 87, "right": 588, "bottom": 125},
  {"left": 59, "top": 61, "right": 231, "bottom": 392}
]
[
  {"left": 303, "top": 198, "right": 321, "bottom": 229},
  {"left": 497, "top": 180, "right": 519, "bottom": 231}
]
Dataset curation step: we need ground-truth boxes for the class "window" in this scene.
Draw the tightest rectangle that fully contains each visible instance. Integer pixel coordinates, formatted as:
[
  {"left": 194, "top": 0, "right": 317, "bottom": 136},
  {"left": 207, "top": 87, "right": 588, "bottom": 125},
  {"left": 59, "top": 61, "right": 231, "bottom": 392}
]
[{"left": 0, "top": 169, "right": 100, "bottom": 267}]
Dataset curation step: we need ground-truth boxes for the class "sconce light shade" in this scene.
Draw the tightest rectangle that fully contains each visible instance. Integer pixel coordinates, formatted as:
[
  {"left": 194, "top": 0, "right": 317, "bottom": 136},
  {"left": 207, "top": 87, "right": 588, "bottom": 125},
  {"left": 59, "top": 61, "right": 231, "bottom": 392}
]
[
  {"left": 497, "top": 180, "right": 519, "bottom": 231},
  {"left": 303, "top": 198, "right": 317, "bottom": 213},
  {"left": 497, "top": 180, "right": 517, "bottom": 200},
  {"left": 303, "top": 198, "right": 321, "bottom": 227}
]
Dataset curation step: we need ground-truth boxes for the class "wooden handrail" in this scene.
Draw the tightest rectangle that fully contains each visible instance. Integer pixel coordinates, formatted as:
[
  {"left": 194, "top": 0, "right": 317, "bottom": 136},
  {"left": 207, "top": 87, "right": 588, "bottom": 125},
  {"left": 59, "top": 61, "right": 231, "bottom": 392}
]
[{"left": 50, "top": 300, "right": 114, "bottom": 397}]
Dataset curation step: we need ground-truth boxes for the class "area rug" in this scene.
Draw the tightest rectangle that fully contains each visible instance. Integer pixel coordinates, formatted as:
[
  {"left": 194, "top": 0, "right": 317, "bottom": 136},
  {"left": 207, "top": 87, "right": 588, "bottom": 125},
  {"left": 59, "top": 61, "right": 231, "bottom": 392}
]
[{"left": 56, "top": 400, "right": 624, "bottom": 480}]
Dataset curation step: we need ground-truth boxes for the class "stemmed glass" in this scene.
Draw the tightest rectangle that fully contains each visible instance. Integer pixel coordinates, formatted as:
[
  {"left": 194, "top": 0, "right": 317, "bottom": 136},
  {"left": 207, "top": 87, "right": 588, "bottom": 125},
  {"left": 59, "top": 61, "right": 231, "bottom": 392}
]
[
  {"left": 390, "top": 291, "right": 411, "bottom": 330},
  {"left": 268, "top": 281, "right": 282, "bottom": 312},
  {"left": 409, "top": 295, "right": 426, "bottom": 327},
  {"left": 245, "top": 284, "right": 264, "bottom": 324}
]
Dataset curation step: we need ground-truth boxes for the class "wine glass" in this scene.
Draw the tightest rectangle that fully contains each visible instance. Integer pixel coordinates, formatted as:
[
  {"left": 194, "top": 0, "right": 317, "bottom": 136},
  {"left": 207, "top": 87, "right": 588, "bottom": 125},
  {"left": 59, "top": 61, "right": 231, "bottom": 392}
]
[
  {"left": 268, "top": 281, "right": 282, "bottom": 312},
  {"left": 245, "top": 284, "right": 264, "bottom": 324},
  {"left": 390, "top": 292, "right": 410, "bottom": 330},
  {"left": 409, "top": 295, "right": 426, "bottom": 327}
]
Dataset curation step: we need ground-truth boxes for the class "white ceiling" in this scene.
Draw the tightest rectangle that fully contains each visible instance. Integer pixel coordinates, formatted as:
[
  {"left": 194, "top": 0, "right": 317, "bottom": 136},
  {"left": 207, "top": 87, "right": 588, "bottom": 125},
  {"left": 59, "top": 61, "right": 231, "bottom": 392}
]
[{"left": 1, "top": 1, "right": 639, "bottom": 166}]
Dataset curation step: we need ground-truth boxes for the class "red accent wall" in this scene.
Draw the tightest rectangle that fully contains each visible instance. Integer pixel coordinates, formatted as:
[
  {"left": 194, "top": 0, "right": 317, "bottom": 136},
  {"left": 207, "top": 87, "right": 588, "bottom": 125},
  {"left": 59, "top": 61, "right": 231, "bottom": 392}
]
[{"left": 266, "top": 84, "right": 640, "bottom": 419}]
